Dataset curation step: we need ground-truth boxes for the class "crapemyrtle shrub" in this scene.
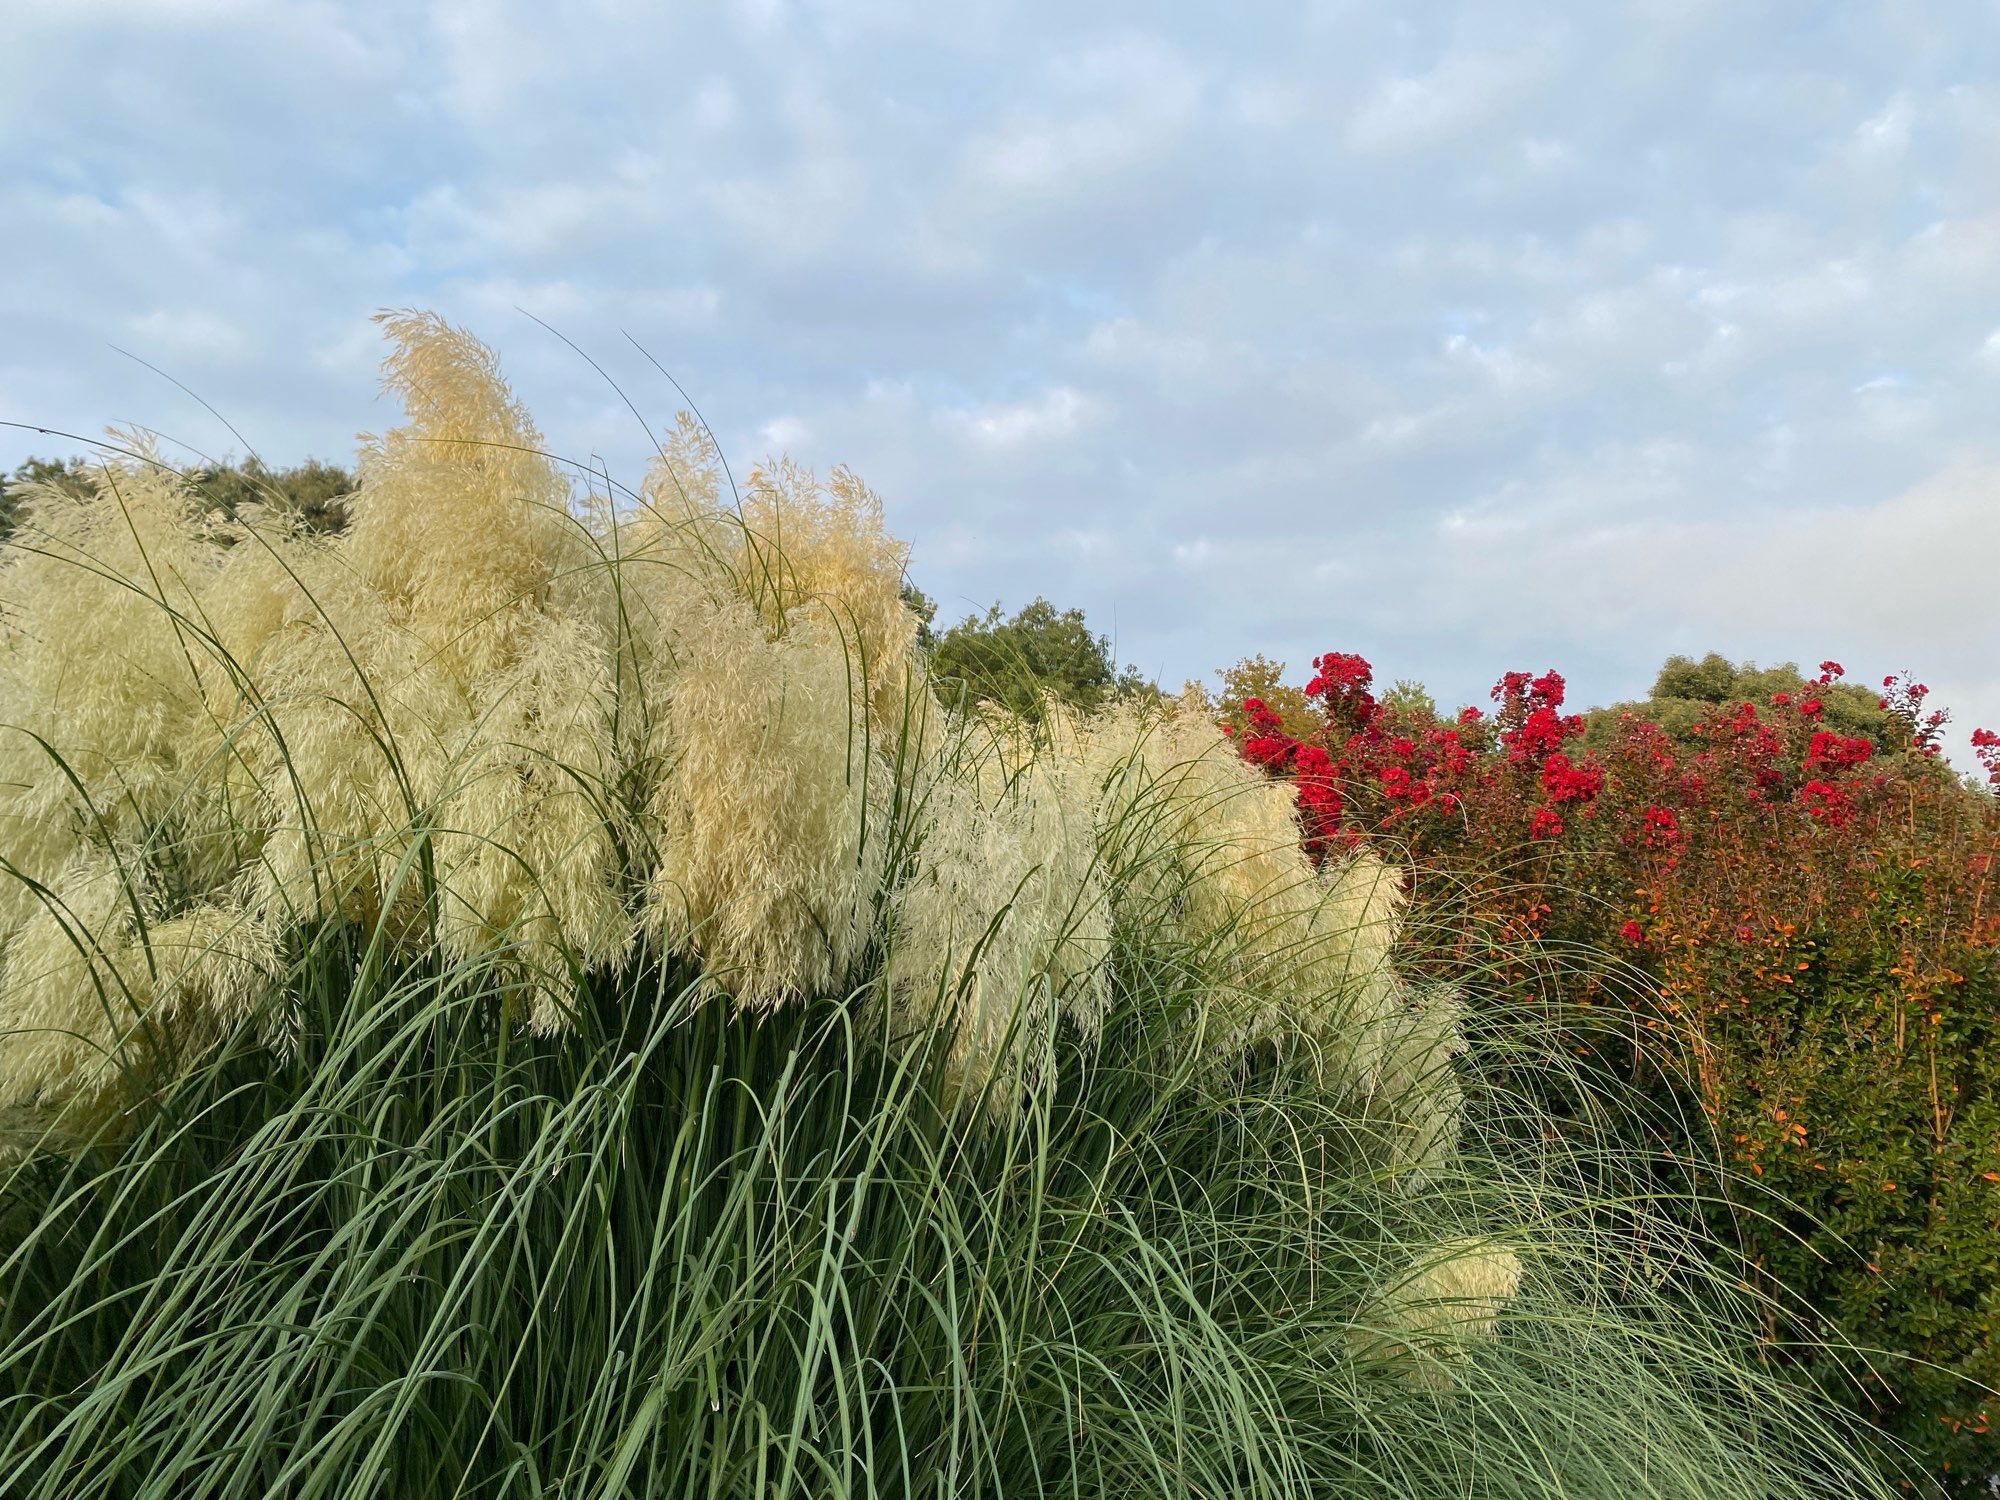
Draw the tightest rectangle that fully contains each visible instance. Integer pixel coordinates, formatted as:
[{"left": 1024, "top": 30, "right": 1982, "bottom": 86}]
[{"left": 1220, "top": 648, "right": 2000, "bottom": 1484}]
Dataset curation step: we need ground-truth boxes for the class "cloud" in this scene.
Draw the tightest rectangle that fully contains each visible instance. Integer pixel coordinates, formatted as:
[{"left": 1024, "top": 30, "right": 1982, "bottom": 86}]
[
  {"left": 945, "top": 386, "right": 1098, "bottom": 449},
  {"left": 3, "top": 0, "right": 1998, "bottom": 757},
  {"left": 959, "top": 36, "right": 1204, "bottom": 198},
  {"left": 1346, "top": 47, "right": 1553, "bottom": 155},
  {"left": 760, "top": 415, "right": 809, "bottom": 447},
  {"left": 127, "top": 308, "right": 253, "bottom": 360}
]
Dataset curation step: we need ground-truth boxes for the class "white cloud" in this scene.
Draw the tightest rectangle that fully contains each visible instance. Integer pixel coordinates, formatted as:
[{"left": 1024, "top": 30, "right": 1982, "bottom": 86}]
[
  {"left": 1854, "top": 95, "right": 1915, "bottom": 156},
  {"left": 1902, "top": 214, "right": 2000, "bottom": 289},
  {"left": 1171, "top": 537, "right": 1214, "bottom": 568},
  {"left": 1441, "top": 333, "right": 1552, "bottom": 397},
  {"left": 761, "top": 415, "right": 809, "bottom": 447},
  {"left": 3, "top": 1, "right": 1998, "bottom": 754},
  {"left": 1346, "top": 48, "right": 1550, "bottom": 155},
  {"left": 1056, "top": 526, "right": 1113, "bottom": 557},
  {"left": 952, "top": 36, "right": 1205, "bottom": 218},
  {"left": 1519, "top": 136, "right": 1577, "bottom": 174},
  {"left": 944, "top": 386, "right": 1097, "bottom": 449},
  {"left": 127, "top": 307, "right": 252, "bottom": 360},
  {"left": 691, "top": 76, "right": 741, "bottom": 133}
]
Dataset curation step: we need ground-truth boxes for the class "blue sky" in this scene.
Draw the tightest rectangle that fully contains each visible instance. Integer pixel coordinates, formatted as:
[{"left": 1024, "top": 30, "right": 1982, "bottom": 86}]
[{"left": 5, "top": 0, "right": 1998, "bottom": 754}]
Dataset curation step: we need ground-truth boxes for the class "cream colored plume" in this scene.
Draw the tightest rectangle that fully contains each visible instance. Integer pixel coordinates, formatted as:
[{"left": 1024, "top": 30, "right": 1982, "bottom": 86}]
[
  {"left": 0, "top": 850, "right": 279, "bottom": 1128},
  {"left": 1079, "top": 705, "right": 1410, "bottom": 1061},
  {"left": 884, "top": 724, "right": 1110, "bottom": 1110},
  {"left": 0, "top": 449, "right": 237, "bottom": 937},
  {"left": 0, "top": 309, "right": 1443, "bottom": 1144},
  {"left": 639, "top": 596, "right": 885, "bottom": 1008},
  {"left": 1365, "top": 980, "right": 1466, "bottom": 1186},
  {"left": 1350, "top": 1236, "right": 1523, "bottom": 1391}
]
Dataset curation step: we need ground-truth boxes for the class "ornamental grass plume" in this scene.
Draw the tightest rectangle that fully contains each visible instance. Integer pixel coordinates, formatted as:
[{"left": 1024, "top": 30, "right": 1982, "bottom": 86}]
[
  {"left": 0, "top": 313, "right": 1917, "bottom": 1498},
  {"left": 637, "top": 592, "right": 885, "bottom": 1008},
  {"left": 0, "top": 448, "right": 239, "bottom": 939},
  {"left": 1081, "top": 704, "right": 1413, "bottom": 1078},
  {"left": 1350, "top": 1235, "right": 1525, "bottom": 1391},
  {"left": 883, "top": 718, "right": 1109, "bottom": 1109},
  {"left": 734, "top": 456, "right": 921, "bottom": 730},
  {"left": 0, "top": 311, "right": 909, "bottom": 1083}
]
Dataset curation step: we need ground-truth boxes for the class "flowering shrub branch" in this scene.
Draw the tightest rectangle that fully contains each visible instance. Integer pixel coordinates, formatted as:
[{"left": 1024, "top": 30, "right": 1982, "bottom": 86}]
[{"left": 1221, "top": 647, "right": 2000, "bottom": 1480}]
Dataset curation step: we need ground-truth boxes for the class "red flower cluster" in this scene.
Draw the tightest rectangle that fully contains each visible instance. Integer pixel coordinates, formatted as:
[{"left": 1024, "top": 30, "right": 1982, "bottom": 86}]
[
  {"left": 1230, "top": 655, "right": 1613, "bottom": 863},
  {"left": 1238, "top": 698, "right": 1295, "bottom": 772},
  {"left": 1305, "top": 650, "right": 1372, "bottom": 697},
  {"left": 1223, "top": 644, "right": 2000, "bottom": 1478},
  {"left": 1881, "top": 672, "right": 1949, "bottom": 756},
  {"left": 1225, "top": 647, "right": 1989, "bottom": 903},
  {"left": 1640, "top": 804, "right": 1682, "bottom": 848},
  {"left": 1541, "top": 751, "right": 1605, "bottom": 803},
  {"left": 1292, "top": 741, "right": 1345, "bottom": 848},
  {"left": 1797, "top": 778, "right": 1853, "bottom": 827},
  {"left": 1804, "top": 731, "right": 1873, "bottom": 773},
  {"left": 1237, "top": 696, "right": 1351, "bottom": 855},
  {"left": 1973, "top": 728, "right": 2000, "bottom": 789},
  {"left": 1494, "top": 669, "right": 1583, "bottom": 762}
]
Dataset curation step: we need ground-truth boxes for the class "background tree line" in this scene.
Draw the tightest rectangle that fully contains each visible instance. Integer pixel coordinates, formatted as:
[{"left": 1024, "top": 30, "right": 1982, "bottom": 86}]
[{"left": 1, "top": 454, "right": 353, "bottom": 542}]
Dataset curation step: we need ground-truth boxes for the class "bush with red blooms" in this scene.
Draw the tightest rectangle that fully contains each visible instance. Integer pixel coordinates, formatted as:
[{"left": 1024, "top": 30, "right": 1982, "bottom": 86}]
[{"left": 1222, "top": 651, "right": 2000, "bottom": 1486}]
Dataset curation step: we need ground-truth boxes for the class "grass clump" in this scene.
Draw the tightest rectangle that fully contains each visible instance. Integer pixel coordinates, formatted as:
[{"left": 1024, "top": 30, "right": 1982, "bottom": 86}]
[{"left": 0, "top": 313, "right": 1913, "bottom": 1496}]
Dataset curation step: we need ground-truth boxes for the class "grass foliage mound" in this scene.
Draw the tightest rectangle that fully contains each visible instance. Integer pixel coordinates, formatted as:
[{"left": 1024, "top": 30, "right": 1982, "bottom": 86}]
[{"left": 0, "top": 315, "right": 1905, "bottom": 1496}]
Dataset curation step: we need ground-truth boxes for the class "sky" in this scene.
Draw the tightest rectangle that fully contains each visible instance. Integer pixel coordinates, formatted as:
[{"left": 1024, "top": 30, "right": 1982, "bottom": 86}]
[{"left": 5, "top": 0, "right": 1998, "bottom": 758}]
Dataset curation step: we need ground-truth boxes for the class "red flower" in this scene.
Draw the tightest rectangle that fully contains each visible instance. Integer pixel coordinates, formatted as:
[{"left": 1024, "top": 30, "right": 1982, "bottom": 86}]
[
  {"left": 1304, "top": 651, "right": 1378, "bottom": 729},
  {"left": 1972, "top": 728, "right": 2000, "bottom": 787},
  {"left": 1242, "top": 733, "right": 1294, "bottom": 770},
  {"left": 1618, "top": 919, "right": 1645, "bottom": 945},
  {"left": 1541, "top": 750, "right": 1605, "bottom": 803},
  {"left": 1641, "top": 804, "right": 1681, "bottom": 847},
  {"left": 1804, "top": 731, "right": 1872, "bottom": 773},
  {"left": 1529, "top": 805, "right": 1565, "bottom": 839},
  {"left": 1797, "top": 779, "right": 1853, "bottom": 827}
]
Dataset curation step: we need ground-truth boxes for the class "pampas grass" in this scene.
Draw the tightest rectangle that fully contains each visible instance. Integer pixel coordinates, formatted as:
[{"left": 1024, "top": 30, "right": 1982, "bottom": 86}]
[{"left": 0, "top": 313, "right": 1916, "bottom": 1497}]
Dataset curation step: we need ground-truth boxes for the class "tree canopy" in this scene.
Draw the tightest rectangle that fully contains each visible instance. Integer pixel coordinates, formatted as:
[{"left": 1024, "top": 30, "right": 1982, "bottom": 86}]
[
  {"left": 0, "top": 454, "right": 353, "bottom": 543},
  {"left": 927, "top": 596, "right": 1153, "bottom": 722},
  {"left": 1582, "top": 650, "right": 1892, "bottom": 749}
]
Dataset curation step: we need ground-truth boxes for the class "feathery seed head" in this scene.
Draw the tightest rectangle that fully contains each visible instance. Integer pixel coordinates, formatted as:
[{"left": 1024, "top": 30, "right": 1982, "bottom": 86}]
[
  {"left": 0, "top": 311, "right": 1426, "bottom": 1144},
  {"left": 1351, "top": 1236, "right": 1524, "bottom": 1391}
]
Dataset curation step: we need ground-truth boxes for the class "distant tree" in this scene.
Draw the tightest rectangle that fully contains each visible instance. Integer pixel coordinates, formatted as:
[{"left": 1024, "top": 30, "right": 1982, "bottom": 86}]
[
  {"left": 0, "top": 458, "right": 98, "bottom": 541},
  {"left": 0, "top": 454, "right": 354, "bottom": 543},
  {"left": 1380, "top": 677, "right": 1442, "bottom": 725},
  {"left": 1583, "top": 651, "right": 1891, "bottom": 751},
  {"left": 185, "top": 456, "right": 354, "bottom": 534},
  {"left": 928, "top": 597, "right": 1152, "bottom": 721},
  {"left": 1212, "top": 653, "right": 1314, "bottom": 738},
  {"left": 900, "top": 581, "right": 940, "bottom": 650}
]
